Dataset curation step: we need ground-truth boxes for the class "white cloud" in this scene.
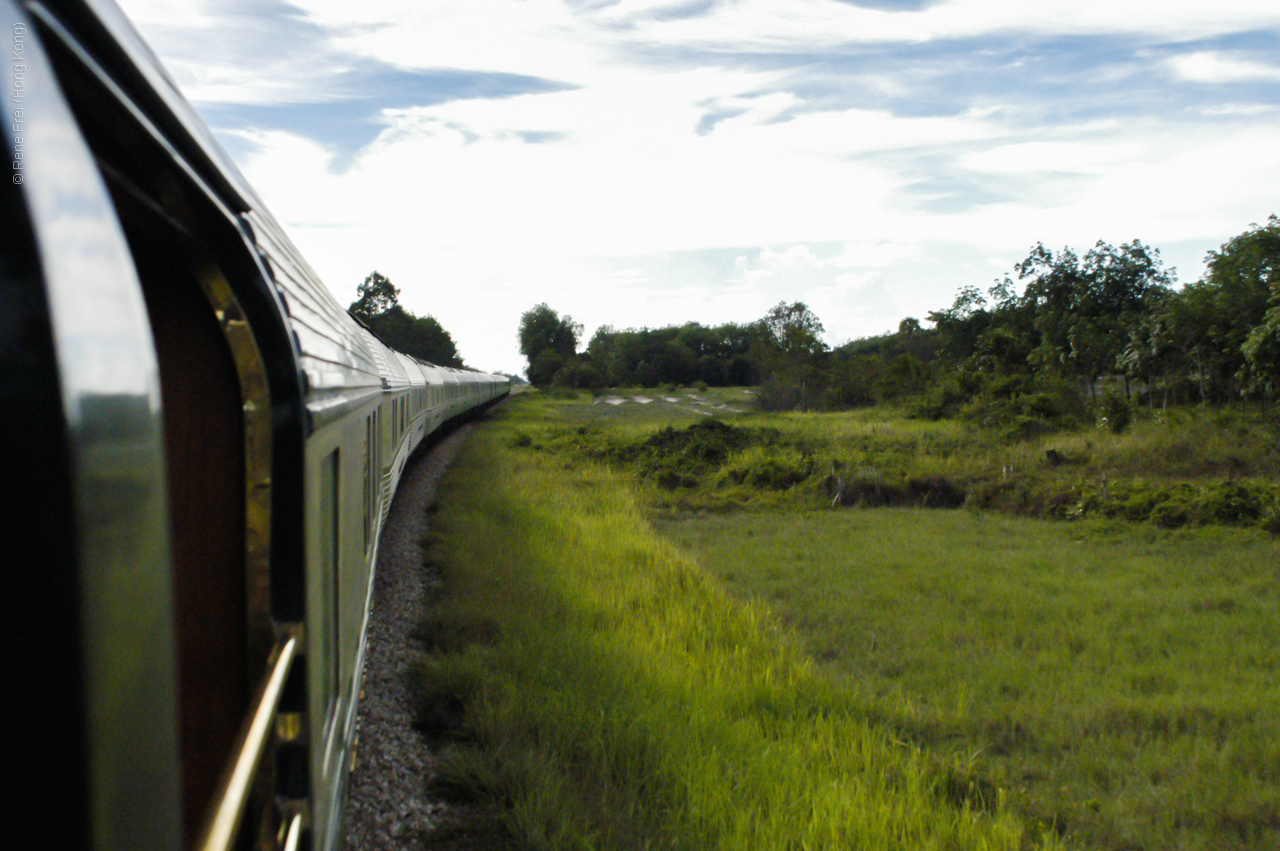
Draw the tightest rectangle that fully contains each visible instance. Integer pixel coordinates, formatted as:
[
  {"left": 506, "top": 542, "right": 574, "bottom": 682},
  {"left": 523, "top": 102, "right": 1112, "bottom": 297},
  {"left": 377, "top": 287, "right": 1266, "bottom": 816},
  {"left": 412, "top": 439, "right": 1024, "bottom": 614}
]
[
  {"left": 570, "top": 0, "right": 1280, "bottom": 52},
  {"left": 1168, "top": 51, "right": 1280, "bottom": 84},
  {"left": 961, "top": 140, "right": 1142, "bottom": 176}
]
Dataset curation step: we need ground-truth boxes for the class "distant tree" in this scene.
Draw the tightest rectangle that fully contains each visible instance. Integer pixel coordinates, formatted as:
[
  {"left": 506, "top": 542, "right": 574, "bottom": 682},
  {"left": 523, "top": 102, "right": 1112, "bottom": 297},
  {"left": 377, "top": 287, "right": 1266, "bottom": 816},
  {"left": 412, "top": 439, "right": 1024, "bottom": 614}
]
[
  {"left": 753, "top": 302, "right": 828, "bottom": 410},
  {"left": 1241, "top": 305, "right": 1280, "bottom": 404},
  {"left": 928, "top": 284, "right": 993, "bottom": 362},
  {"left": 1075, "top": 240, "right": 1174, "bottom": 397},
  {"left": 519, "top": 304, "right": 582, "bottom": 386},
  {"left": 1206, "top": 215, "right": 1280, "bottom": 401},
  {"left": 372, "top": 307, "right": 465, "bottom": 367},
  {"left": 762, "top": 301, "right": 826, "bottom": 357},
  {"left": 1234, "top": 218, "right": 1280, "bottom": 403},
  {"left": 553, "top": 357, "right": 607, "bottom": 391},
  {"left": 1117, "top": 295, "right": 1179, "bottom": 408},
  {"left": 349, "top": 271, "right": 400, "bottom": 321},
  {"left": 347, "top": 271, "right": 464, "bottom": 367},
  {"left": 528, "top": 350, "right": 568, "bottom": 387},
  {"left": 1005, "top": 241, "right": 1171, "bottom": 401}
]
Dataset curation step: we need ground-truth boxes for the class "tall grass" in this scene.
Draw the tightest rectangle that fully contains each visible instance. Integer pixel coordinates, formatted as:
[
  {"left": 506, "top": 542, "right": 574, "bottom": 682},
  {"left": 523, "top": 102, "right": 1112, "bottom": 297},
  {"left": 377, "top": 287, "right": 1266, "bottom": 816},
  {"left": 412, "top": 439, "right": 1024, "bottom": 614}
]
[
  {"left": 415, "top": 398, "right": 1056, "bottom": 850},
  {"left": 657, "top": 509, "right": 1280, "bottom": 851}
]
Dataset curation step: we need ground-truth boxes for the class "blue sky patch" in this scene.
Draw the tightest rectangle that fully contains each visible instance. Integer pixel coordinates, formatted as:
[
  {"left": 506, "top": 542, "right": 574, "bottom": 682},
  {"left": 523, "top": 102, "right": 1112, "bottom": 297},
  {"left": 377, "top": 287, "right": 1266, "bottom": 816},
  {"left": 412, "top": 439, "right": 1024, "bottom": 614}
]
[
  {"left": 201, "top": 61, "right": 575, "bottom": 168},
  {"left": 636, "top": 30, "right": 1280, "bottom": 131}
]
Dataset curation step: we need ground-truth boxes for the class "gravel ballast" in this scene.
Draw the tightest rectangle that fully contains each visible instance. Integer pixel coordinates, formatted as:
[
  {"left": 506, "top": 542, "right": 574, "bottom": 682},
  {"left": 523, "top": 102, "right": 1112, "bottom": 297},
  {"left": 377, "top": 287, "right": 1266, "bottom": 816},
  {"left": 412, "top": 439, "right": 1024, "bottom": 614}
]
[{"left": 342, "top": 424, "right": 474, "bottom": 850}]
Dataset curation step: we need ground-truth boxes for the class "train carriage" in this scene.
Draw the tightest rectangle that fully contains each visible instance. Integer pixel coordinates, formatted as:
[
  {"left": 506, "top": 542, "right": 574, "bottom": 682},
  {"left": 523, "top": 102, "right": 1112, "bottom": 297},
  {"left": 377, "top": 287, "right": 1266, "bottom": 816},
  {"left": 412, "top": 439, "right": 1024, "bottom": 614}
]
[{"left": 4, "top": 2, "right": 509, "bottom": 849}]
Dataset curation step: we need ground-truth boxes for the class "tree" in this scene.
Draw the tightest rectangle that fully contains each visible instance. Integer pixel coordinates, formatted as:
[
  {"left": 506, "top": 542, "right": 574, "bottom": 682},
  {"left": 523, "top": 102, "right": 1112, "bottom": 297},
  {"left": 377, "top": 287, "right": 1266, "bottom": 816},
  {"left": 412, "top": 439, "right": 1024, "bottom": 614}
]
[
  {"left": 753, "top": 302, "right": 827, "bottom": 410},
  {"left": 349, "top": 271, "right": 400, "bottom": 321},
  {"left": 347, "top": 271, "right": 464, "bottom": 367},
  {"left": 928, "top": 284, "right": 993, "bottom": 362},
  {"left": 518, "top": 304, "right": 582, "bottom": 386},
  {"left": 1206, "top": 215, "right": 1280, "bottom": 401},
  {"left": 762, "top": 301, "right": 826, "bottom": 357},
  {"left": 1075, "top": 240, "right": 1173, "bottom": 397},
  {"left": 1005, "top": 241, "right": 1172, "bottom": 401},
  {"left": 371, "top": 307, "right": 465, "bottom": 367},
  {"left": 1241, "top": 305, "right": 1280, "bottom": 404},
  {"left": 1117, "top": 296, "right": 1179, "bottom": 408}
]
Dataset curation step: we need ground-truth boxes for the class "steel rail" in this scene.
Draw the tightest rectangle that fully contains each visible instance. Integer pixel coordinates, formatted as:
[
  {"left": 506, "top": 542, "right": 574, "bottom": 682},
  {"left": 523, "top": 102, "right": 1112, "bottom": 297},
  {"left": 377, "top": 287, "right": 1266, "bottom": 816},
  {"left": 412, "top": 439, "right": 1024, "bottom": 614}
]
[{"left": 197, "top": 636, "right": 299, "bottom": 851}]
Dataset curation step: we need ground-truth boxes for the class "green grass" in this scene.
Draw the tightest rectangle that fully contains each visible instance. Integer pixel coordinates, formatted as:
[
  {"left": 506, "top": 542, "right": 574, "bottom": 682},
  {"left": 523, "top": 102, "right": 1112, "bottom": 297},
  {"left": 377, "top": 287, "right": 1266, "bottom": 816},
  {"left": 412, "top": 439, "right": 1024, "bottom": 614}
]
[
  {"left": 512, "top": 390, "right": 1280, "bottom": 530},
  {"left": 654, "top": 509, "right": 1280, "bottom": 851},
  {"left": 414, "top": 397, "right": 1054, "bottom": 850},
  {"left": 417, "top": 391, "right": 1280, "bottom": 849}
]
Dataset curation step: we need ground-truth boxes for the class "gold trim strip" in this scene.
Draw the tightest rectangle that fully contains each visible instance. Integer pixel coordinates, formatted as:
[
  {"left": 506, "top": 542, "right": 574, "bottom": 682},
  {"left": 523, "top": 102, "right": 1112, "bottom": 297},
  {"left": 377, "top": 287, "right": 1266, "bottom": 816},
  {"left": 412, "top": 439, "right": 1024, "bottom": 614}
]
[
  {"left": 196, "top": 263, "right": 275, "bottom": 674},
  {"left": 197, "top": 636, "right": 298, "bottom": 851},
  {"left": 282, "top": 814, "right": 303, "bottom": 851}
]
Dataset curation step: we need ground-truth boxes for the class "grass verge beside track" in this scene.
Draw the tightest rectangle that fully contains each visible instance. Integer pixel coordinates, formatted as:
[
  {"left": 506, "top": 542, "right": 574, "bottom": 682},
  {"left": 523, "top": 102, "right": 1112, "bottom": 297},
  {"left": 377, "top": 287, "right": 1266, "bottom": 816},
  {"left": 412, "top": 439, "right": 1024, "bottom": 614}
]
[{"left": 414, "top": 397, "right": 1055, "bottom": 850}]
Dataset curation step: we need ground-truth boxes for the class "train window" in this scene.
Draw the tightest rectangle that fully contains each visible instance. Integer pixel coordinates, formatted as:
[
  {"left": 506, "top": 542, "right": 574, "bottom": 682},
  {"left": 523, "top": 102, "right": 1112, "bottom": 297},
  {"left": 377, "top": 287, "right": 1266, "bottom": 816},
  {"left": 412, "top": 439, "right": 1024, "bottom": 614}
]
[
  {"left": 317, "top": 450, "right": 340, "bottom": 719},
  {"left": 365, "top": 407, "right": 382, "bottom": 553},
  {"left": 362, "top": 414, "right": 373, "bottom": 552}
]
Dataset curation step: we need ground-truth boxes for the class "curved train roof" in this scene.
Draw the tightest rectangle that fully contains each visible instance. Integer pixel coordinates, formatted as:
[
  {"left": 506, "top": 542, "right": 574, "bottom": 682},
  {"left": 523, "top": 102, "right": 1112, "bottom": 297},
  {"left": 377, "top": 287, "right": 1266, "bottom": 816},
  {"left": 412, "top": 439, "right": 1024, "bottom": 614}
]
[{"left": 72, "top": 0, "right": 507, "bottom": 417}]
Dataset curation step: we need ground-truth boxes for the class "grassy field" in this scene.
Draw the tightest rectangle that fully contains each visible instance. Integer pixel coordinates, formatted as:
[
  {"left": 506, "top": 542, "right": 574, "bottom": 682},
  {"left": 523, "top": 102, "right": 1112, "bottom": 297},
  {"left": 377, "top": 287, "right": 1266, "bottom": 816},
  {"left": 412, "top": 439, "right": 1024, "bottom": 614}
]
[
  {"left": 417, "top": 390, "right": 1280, "bottom": 849},
  {"left": 516, "top": 390, "right": 1280, "bottom": 529},
  {"left": 655, "top": 510, "right": 1280, "bottom": 850},
  {"left": 415, "top": 396, "right": 1050, "bottom": 850}
]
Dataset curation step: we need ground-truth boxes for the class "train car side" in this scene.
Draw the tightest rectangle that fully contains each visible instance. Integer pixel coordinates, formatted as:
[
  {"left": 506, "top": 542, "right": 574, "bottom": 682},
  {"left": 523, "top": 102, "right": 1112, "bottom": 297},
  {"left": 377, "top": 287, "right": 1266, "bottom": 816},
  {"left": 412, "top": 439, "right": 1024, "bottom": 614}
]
[{"left": 5, "top": 2, "right": 509, "bottom": 849}]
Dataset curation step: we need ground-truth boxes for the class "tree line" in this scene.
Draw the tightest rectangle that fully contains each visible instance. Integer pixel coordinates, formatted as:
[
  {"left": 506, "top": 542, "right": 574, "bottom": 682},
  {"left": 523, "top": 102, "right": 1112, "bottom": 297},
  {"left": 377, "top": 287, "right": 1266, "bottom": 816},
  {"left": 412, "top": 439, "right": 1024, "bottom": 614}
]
[
  {"left": 519, "top": 215, "right": 1280, "bottom": 426},
  {"left": 348, "top": 271, "right": 465, "bottom": 368}
]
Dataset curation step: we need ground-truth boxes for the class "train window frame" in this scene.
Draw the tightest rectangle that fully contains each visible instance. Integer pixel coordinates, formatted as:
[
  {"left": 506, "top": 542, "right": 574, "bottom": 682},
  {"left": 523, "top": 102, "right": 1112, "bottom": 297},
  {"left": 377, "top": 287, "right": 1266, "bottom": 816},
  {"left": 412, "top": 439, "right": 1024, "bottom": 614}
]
[{"left": 317, "top": 449, "right": 340, "bottom": 724}]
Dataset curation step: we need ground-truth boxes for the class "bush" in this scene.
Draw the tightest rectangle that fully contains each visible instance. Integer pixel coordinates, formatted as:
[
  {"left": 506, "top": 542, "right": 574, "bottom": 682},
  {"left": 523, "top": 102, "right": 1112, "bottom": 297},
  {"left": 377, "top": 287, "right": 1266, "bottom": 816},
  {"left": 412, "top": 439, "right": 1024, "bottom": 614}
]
[
  {"left": 1196, "top": 480, "right": 1263, "bottom": 525},
  {"left": 716, "top": 446, "right": 813, "bottom": 491},
  {"left": 528, "top": 349, "right": 567, "bottom": 387},
  {"left": 1261, "top": 507, "right": 1280, "bottom": 536},
  {"left": 1150, "top": 499, "right": 1193, "bottom": 529},
  {"left": 911, "top": 378, "right": 971, "bottom": 420},
  {"left": 756, "top": 378, "right": 804, "bottom": 412},
  {"left": 552, "top": 357, "right": 606, "bottom": 390},
  {"left": 1099, "top": 390, "right": 1132, "bottom": 435}
]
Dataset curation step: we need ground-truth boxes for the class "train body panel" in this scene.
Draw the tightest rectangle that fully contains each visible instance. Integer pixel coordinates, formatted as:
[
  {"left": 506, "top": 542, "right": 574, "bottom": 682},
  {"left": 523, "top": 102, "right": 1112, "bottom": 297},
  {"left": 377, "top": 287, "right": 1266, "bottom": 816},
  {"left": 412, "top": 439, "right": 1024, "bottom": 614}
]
[{"left": 5, "top": 2, "right": 510, "bottom": 849}]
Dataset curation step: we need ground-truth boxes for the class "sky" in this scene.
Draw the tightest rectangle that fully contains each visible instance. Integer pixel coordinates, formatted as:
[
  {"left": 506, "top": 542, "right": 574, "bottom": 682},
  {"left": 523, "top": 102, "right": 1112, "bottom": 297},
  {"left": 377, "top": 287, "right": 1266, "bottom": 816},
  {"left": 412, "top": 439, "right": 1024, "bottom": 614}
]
[{"left": 113, "top": 0, "right": 1280, "bottom": 376}]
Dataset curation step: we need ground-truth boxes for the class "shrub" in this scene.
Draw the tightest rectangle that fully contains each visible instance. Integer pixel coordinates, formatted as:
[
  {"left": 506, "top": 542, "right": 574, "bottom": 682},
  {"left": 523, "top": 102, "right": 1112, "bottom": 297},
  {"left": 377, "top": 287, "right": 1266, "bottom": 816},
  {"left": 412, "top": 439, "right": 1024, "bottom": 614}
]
[
  {"left": 716, "top": 446, "right": 813, "bottom": 491},
  {"left": 1196, "top": 480, "right": 1263, "bottom": 525},
  {"left": 756, "top": 378, "right": 804, "bottom": 412},
  {"left": 1260, "top": 507, "right": 1280, "bottom": 536},
  {"left": 1099, "top": 390, "right": 1132, "bottom": 435},
  {"left": 911, "top": 378, "right": 971, "bottom": 420},
  {"left": 552, "top": 359, "right": 606, "bottom": 390},
  {"left": 1115, "top": 487, "right": 1168, "bottom": 522},
  {"left": 1150, "top": 499, "right": 1192, "bottom": 529},
  {"left": 999, "top": 416, "right": 1057, "bottom": 442}
]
